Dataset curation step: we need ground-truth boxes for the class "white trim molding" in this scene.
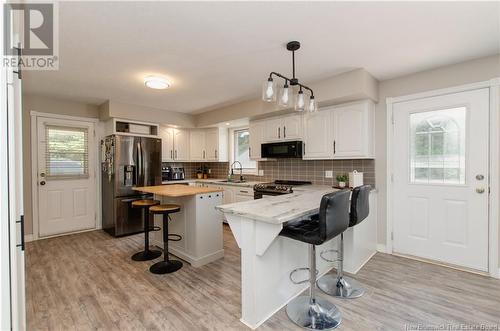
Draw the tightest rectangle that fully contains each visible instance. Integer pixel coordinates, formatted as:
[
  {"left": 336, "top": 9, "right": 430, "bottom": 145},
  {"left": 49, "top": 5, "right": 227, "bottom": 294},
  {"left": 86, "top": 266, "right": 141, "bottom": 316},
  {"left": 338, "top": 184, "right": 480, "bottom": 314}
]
[{"left": 386, "top": 78, "right": 500, "bottom": 278}]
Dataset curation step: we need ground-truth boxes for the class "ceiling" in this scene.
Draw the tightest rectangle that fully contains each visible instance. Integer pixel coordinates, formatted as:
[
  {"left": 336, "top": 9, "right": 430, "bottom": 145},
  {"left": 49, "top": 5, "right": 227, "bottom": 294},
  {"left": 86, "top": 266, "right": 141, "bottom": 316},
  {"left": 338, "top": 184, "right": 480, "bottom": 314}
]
[{"left": 23, "top": 1, "right": 500, "bottom": 114}]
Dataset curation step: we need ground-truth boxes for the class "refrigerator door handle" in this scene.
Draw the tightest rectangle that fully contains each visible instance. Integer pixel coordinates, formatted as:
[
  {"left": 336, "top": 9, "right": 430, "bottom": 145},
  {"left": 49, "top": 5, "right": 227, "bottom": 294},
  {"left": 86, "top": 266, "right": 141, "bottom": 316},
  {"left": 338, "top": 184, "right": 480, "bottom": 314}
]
[{"left": 137, "top": 141, "right": 143, "bottom": 184}]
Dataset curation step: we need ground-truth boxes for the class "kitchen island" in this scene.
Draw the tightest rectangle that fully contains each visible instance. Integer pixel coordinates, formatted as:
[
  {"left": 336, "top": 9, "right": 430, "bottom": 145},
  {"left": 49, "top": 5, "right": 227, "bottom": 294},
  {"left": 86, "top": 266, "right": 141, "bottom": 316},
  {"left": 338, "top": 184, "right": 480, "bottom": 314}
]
[
  {"left": 134, "top": 184, "right": 224, "bottom": 267},
  {"left": 216, "top": 187, "right": 377, "bottom": 329}
]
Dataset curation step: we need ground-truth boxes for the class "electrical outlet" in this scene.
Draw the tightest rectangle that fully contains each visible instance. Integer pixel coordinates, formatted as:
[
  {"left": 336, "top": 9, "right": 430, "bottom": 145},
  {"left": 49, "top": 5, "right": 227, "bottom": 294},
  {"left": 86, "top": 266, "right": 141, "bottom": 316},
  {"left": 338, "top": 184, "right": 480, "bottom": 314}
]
[
  {"left": 208, "top": 169, "right": 212, "bottom": 174},
  {"left": 259, "top": 170, "right": 264, "bottom": 176},
  {"left": 325, "top": 170, "right": 333, "bottom": 178}
]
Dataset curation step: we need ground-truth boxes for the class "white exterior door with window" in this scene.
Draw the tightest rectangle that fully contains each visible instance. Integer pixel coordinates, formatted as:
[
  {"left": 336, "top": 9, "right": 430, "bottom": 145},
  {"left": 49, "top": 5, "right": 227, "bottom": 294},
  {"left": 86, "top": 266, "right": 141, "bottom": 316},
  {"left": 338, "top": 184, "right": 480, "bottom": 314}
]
[
  {"left": 392, "top": 88, "right": 489, "bottom": 271},
  {"left": 36, "top": 117, "right": 97, "bottom": 237}
]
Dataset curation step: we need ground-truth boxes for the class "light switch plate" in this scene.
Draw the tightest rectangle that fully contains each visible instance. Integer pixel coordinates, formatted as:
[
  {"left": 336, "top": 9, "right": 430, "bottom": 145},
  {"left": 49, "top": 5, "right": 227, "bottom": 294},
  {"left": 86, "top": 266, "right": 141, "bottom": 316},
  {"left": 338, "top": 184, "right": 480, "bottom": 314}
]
[
  {"left": 325, "top": 170, "right": 333, "bottom": 178},
  {"left": 259, "top": 170, "right": 264, "bottom": 176}
]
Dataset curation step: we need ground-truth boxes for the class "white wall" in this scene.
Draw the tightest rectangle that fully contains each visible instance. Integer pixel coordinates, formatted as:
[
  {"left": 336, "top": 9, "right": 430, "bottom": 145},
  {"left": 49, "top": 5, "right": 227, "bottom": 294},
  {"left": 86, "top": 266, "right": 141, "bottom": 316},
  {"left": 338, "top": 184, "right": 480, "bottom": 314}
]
[{"left": 375, "top": 55, "right": 500, "bottom": 255}]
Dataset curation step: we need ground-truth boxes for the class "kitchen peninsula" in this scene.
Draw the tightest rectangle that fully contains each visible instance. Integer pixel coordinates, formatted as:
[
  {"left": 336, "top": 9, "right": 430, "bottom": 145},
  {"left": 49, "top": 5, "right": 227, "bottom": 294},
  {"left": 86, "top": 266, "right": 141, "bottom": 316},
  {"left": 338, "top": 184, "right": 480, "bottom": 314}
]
[
  {"left": 217, "top": 188, "right": 377, "bottom": 329},
  {"left": 134, "top": 184, "right": 224, "bottom": 267}
]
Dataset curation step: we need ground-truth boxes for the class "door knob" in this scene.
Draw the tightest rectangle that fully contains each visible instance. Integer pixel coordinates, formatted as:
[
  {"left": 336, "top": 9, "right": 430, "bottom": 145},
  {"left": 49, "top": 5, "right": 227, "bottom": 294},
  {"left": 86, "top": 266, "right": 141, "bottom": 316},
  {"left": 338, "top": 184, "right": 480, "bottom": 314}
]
[
  {"left": 476, "top": 188, "right": 485, "bottom": 194},
  {"left": 476, "top": 174, "right": 484, "bottom": 180},
  {"left": 40, "top": 180, "right": 46, "bottom": 186}
]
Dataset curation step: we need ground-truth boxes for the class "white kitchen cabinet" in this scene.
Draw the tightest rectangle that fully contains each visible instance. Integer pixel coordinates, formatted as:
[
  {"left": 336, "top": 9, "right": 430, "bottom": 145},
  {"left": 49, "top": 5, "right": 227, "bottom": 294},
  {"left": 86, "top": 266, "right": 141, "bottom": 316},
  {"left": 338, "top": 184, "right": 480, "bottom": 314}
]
[
  {"left": 282, "top": 114, "right": 302, "bottom": 140},
  {"left": 263, "top": 114, "right": 303, "bottom": 142},
  {"left": 160, "top": 126, "right": 174, "bottom": 161},
  {"left": 189, "top": 130, "right": 206, "bottom": 160},
  {"left": 303, "top": 110, "right": 334, "bottom": 160},
  {"left": 173, "top": 128, "right": 190, "bottom": 161},
  {"left": 204, "top": 128, "right": 219, "bottom": 160},
  {"left": 161, "top": 127, "right": 189, "bottom": 161},
  {"left": 249, "top": 121, "right": 266, "bottom": 160},
  {"left": 189, "top": 128, "right": 228, "bottom": 162},
  {"left": 332, "top": 100, "right": 374, "bottom": 159}
]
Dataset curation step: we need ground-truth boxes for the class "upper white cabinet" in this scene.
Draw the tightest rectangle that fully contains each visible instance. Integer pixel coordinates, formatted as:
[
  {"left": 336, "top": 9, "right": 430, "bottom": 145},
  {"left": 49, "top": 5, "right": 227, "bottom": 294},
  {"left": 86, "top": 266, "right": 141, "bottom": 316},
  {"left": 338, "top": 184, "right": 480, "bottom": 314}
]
[
  {"left": 249, "top": 121, "right": 265, "bottom": 160},
  {"left": 332, "top": 100, "right": 374, "bottom": 159},
  {"left": 160, "top": 126, "right": 174, "bottom": 161},
  {"left": 189, "top": 128, "right": 228, "bottom": 162},
  {"left": 264, "top": 114, "right": 303, "bottom": 142},
  {"left": 173, "top": 129, "right": 190, "bottom": 161},
  {"left": 160, "top": 127, "right": 190, "bottom": 161},
  {"left": 302, "top": 100, "right": 375, "bottom": 160},
  {"left": 303, "top": 110, "right": 334, "bottom": 159}
]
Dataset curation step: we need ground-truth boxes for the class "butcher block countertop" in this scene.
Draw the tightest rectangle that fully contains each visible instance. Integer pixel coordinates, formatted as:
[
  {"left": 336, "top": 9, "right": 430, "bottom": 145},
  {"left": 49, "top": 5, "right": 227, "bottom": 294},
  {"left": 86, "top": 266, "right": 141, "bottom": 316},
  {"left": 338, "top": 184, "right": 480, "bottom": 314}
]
[{"left": 133, "top": 184, "right": 223, "bottom": 197}]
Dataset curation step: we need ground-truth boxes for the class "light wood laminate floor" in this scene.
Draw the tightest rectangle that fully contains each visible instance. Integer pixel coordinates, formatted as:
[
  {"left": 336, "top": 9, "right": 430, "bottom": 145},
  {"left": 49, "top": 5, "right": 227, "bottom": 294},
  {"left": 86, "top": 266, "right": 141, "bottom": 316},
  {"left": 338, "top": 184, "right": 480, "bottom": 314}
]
[{"left": 26, "top": 225, "right": 500, "bottom": 331}]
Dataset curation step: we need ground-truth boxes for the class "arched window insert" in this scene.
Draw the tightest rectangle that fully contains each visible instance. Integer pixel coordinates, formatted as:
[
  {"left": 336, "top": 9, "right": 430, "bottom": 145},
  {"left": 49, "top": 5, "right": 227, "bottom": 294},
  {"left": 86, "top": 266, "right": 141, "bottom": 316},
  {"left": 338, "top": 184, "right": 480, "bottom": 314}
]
[{"left": 410, "top": 107, "right": 466, "bottom": 184}]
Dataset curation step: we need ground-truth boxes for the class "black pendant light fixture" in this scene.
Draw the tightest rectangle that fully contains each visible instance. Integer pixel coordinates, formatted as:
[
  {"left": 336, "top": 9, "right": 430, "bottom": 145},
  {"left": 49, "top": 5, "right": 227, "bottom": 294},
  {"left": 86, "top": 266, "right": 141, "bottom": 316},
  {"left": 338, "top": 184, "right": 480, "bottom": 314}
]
[{"left": 262, "top": 41, "right": 317, "bottom": 112}]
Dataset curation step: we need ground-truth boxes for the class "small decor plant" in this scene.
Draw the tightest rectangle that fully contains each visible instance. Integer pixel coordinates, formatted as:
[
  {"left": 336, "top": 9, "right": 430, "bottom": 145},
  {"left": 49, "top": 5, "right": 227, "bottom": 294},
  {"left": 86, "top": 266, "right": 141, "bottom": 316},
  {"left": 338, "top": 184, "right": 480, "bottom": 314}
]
[{"left": 336, "top": 174, "right": 348, "bottom": 188}]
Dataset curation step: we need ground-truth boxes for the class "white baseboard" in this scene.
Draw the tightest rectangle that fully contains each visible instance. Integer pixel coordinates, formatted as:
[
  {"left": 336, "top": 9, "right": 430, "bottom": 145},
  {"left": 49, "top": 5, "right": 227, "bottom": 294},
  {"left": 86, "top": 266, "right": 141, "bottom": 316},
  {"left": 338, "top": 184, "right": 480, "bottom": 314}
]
[
  {"left": 24, "top": 234, "right": 34, "bottom": 243},
  {"left": 376, "top": 244, "right": 386, "bottom": 253}
]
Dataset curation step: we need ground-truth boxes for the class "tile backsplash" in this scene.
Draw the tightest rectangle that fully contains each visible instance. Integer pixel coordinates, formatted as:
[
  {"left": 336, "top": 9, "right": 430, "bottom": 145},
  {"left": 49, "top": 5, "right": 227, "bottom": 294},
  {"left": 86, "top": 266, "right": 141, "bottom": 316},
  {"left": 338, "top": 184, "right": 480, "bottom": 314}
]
[{"left": 163, "top": 159, "right": 375, "bottom": 187}]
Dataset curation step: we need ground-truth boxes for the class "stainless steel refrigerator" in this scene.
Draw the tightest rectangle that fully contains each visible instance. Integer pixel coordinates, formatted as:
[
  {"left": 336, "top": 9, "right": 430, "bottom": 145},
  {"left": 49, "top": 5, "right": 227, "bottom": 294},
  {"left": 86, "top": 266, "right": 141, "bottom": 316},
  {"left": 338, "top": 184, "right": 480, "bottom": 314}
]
[{"left": 101, "top": 135, "right": 162, "bottom": 236}]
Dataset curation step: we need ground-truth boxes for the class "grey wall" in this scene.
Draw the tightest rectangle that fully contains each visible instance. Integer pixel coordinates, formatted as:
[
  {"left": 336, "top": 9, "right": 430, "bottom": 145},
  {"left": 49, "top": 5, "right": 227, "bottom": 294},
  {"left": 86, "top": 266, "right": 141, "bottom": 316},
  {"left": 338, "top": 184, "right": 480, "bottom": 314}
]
[
  {"left": 375, "top": 55, "right": 500, "bottom": 255},
  {"left": 22, "top": 94, "right": 100, "bottom": 235}
]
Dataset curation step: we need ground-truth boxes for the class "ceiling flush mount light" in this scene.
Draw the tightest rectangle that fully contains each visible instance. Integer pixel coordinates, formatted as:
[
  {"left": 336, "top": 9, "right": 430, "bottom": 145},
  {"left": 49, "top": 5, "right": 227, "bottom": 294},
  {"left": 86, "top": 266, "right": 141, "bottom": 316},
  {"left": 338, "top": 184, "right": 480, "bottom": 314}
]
[
  {"left": 144, "top": 76, "right": 171, "bottom": 90},
  {"left": 262, "top": 41, "right": 317, "bottom": 112}
]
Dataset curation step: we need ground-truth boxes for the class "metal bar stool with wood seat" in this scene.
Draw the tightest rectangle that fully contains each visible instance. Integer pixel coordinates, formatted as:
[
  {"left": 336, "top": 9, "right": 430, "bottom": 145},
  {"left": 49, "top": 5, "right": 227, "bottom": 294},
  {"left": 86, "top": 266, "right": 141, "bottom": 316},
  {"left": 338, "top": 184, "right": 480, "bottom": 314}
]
[
  {"left": 148, "top": 204, "right": 183, "bottom": 274},
  {"left": 131, "top": 199, "right": 162, "bottom": 261},
  {"left": 317, "top": 185, "right": 371, "bottom": 299},
  {"left": 280, "top": 190, "right": 351, "bottom": 330}
]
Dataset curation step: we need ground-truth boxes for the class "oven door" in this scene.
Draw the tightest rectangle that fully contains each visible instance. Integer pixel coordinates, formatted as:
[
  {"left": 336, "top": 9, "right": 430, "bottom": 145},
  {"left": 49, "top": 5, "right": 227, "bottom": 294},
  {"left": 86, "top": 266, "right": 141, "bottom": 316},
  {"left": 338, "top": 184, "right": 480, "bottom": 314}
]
[{"left": 261, "top": 141, "right": 303, "bottom": 158}]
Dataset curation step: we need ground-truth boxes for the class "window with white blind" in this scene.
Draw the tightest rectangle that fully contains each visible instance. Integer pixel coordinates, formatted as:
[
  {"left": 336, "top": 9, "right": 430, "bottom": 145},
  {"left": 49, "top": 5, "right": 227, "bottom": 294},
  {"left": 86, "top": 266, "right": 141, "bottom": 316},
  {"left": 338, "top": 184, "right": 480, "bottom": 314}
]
[{"left": 45, "top": 125, "right": 89, "bottom": 178}]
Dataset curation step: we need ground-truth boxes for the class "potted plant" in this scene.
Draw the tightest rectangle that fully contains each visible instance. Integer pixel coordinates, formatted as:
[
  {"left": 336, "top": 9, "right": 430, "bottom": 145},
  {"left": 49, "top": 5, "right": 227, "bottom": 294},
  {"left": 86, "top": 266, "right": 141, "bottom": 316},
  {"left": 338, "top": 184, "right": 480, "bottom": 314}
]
[
  {"left": 202, "top": 165, "right": 209, "bottom": 179},
  {"left": 196, "top": 166, "right": 204, "bottom": 179},
  {"left": 336, "top": 174, "right": 348, "bottom": 188}
]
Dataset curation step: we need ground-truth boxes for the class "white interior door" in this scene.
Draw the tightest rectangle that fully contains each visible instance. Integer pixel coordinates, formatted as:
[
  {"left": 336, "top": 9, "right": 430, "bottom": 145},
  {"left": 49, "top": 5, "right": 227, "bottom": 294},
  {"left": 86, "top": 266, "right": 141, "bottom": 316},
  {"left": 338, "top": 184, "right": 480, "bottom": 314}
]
[
  {"left": 36, "top": 117, "right": 97, "bottom": 237},
  {"left": 393, "top": 88, "right": 490, "bottom": 271}
]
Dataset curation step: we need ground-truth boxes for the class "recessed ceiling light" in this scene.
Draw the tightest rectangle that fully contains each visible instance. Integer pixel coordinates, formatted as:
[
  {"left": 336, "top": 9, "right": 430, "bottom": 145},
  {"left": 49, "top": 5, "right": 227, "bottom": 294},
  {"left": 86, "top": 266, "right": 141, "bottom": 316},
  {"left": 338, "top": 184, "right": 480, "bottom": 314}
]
[
  {"left": 144, "top": 76, "right": 171, "bottom": 90},
  {"left": 225, "top": 122, "right": 230, "bottom": 126}
]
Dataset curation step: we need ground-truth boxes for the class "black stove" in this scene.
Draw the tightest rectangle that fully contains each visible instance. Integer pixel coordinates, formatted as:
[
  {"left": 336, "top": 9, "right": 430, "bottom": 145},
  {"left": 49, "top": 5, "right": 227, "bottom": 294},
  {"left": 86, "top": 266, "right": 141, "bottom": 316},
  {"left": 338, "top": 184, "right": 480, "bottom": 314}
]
[{"left": 253, "top": 180, "right": 312, "bottom": 198}]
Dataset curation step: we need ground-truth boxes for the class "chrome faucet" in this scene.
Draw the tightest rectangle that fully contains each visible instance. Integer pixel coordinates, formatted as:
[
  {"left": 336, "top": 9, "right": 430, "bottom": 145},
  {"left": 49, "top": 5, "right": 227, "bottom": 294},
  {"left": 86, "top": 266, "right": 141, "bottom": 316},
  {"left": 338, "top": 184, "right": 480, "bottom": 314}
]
[{"left": 230, "top": 161, "right": 244, "bottom": 181}]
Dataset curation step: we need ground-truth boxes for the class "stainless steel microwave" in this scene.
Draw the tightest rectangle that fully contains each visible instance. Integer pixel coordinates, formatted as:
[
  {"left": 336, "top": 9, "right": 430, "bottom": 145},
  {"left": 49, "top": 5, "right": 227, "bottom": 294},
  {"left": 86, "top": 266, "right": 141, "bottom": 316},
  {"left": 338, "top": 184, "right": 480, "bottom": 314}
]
[{"left": 261, "top": 141, "right": 303, "bottom": 158}]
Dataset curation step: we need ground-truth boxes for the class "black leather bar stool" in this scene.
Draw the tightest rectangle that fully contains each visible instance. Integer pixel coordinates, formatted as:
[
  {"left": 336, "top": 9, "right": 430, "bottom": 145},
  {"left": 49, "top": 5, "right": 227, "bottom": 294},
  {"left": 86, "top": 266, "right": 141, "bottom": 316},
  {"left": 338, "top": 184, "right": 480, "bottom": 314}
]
[
  {"left": 280, "top": 190, "right": 351, "bottom": 330},
  {"left": 131, "top": 199, "right": 162, "bottom": 261},
  {"left": 317, "top": 185, "right": 371, "bottom": 299},
  {"left": 148, "top": 204, "right": 183, "bottom": 274}
]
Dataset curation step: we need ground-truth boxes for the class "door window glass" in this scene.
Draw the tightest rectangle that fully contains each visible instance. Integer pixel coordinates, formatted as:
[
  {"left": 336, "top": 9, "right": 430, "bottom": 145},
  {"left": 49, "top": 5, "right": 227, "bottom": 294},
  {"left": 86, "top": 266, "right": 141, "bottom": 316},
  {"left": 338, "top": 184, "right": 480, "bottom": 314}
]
[
  {"left": 409, "top": 107, "right": 466, "bottom": 184},
  {"left": 45, "top": 125, "right": 89, "bottom": 178}
]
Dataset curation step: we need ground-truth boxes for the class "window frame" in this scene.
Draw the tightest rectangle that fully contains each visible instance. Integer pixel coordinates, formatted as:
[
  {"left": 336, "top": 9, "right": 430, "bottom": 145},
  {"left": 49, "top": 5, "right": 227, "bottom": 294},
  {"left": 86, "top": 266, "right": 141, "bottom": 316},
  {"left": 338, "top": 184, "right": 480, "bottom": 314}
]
[{"left": 229, "top": 126, "right": 258, "bottom": 176}]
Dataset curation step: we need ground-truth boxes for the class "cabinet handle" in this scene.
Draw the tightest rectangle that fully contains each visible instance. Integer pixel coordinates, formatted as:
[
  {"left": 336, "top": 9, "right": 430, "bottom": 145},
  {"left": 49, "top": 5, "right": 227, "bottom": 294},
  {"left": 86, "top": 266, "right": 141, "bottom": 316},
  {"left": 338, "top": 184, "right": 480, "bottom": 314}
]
[
  {"left": 249, "top": 147, "right": 251, "bottom": 157},
  {"left": 170, "top": 150, "right": 173, "bottom": 159},
  {"left": 215, "top": 149, "right": 217, "bottom": 158},
  {"left": 203, "top": 150, "right": 206, "bottom": 159},
  {"left": 175, "top": 150, "right": 177, "bottom": 159},
  {"left": 278, "top": 127, "right": 280, "bottom": 139},
  {"left": 283, "top": 126, "right": 286, "bottom": 138},
  {"left": 333, "top": 141, "right": 336, "bottom": 154},
  {"left": 240, "top": 190, "right": 249, "bottom": 194}
]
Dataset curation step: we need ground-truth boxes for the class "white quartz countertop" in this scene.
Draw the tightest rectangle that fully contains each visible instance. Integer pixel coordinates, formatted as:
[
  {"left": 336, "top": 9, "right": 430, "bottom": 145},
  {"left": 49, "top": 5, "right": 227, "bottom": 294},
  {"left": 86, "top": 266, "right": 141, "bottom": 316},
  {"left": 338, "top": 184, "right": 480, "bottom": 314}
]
[{"left": 216, "top": 188, "right": 339, "bottom": 224}]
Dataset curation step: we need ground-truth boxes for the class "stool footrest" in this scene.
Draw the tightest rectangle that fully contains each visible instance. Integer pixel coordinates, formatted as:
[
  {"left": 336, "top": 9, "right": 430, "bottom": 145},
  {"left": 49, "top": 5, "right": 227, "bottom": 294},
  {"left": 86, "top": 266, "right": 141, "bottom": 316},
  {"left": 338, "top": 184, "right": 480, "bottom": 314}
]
[
  {"left": 168, "top": 234, "right": 182, "bottom": 242},
  {"left": 149, "top": 226, "right": 161, "bottom": 232},
  {"left": 319, "top": 249, "right": 339, "bottom": 263},
  {"left": 289, "top": 267, "right": 319, "bottom": 285}
]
